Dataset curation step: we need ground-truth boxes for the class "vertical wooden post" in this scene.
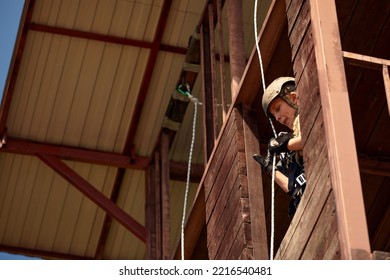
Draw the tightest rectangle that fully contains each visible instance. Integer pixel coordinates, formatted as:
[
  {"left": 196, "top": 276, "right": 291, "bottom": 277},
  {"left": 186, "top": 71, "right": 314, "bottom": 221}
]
[
  {"left": 208, "top": 3, "right": 219, "bottom": 137},
  {"left": 227, "top": 0, "right": 246, "bottom": 99},
  {"left": 145, "top": 165, "right": 157, "bottom": 259},
  {"left": 154, "top": 150, "right": 162, "bottom": 259},
  {"left": 382, "top": 65, "right": 390, "bottom": 114},
  {"left": 200, "top": 22, "right": 217, "bottom": 161},
  {"left": 310, "top": 0, "right": 371, "bottom": 259},
  {"left": 160, "top": 131, "right": 171, "bottom": 259},
  {"left": 242, "top": 108, "right": 269, "bottom": 259},
  {"left": 217, "top": 0, "right": 227, "bottom": 123}
]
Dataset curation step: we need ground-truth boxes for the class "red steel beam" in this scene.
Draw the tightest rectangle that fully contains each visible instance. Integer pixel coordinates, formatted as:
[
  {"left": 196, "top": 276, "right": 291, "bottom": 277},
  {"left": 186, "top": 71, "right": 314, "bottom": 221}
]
[
  {"left": 1, "top": 138, "right": 149, "bottom": 169},
  {"left": 96, "top": 0, "right": 173, "bottom": 257},
  {"left": 310, "top": 0, "right": 371, "bottom": 259},
  {"left": 1, "top": 138, "right": 203, "bottom": 181},
  {"left": 37, "top": 153, "right": 146, "bottom": 243},
  {"left": 29, "top": 23, "right": 187, "bottom": 55},
  {"left": 123, "top": 0, "right": 173, "bottom": 154}
]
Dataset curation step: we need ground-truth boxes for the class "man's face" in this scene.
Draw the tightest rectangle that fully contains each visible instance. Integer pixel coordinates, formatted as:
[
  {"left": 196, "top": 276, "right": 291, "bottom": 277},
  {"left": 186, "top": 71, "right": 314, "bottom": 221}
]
[{"left": 268, "top": 97, "right": 296, "bottom": 129}]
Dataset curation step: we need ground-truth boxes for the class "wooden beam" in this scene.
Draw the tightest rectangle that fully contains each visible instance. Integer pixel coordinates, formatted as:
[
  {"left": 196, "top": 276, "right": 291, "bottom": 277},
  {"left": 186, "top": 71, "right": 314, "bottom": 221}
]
[
  {"left": 382, "top": 65, "right": 390, "bottom": 115},
  {"left": 37, "top": 153, "right": 146, "bottom": 243},
  {"left": 169, "top": 160, "right": 204, "bottom": 183},
  {"left": 200, "top": 23, "right": 217, "bottom": 161},
  {"left": 341, "top": 51, "right": 390, "bottom": 114},
  {"left": 310, "top": 0, "right": 371, "bottom": 259},
  {"left": 154, "top": 150, "right": 162, "bottom": 259},
  {"left": 145, "top": 165, "right": 158, "bottom": 259},
  {"left": 160, "top": 132, "right": 171, "bottom": 259},
  {"left": 217, "top": 0, "right": 227, "bottom": 122},
  {"left": 227, "top": 0, "right": 246, "bottom": 99},
  {"left": 342, "top": 51, "right": 390, "bottom": 70},
  {"left": 358, "top": 153, "right": 390, "bottom": 177},
  {"left": 242, "top": 107, "right": 269, "bottom": 259}
]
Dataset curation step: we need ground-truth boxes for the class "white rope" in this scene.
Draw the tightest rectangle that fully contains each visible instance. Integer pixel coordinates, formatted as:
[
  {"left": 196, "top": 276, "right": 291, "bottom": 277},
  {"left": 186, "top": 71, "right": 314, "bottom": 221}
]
[
  {"left": 254, "top": 0, "right": 277, "bottom": 260},
  {"left": 180, "top": 89, "right": 201, "bottom": 260}
]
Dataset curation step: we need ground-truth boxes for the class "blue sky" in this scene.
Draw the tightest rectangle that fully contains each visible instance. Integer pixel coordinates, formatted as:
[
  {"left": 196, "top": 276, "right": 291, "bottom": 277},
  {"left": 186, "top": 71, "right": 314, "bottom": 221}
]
[{"left": 0, "top": 0, "right": 39, "bottom": 261}]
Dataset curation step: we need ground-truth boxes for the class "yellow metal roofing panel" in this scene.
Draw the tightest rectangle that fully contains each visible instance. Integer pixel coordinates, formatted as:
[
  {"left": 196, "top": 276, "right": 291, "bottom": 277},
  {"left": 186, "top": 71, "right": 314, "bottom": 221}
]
[{"left": 0, "top": 0, "right": 271, "bottom": 260}]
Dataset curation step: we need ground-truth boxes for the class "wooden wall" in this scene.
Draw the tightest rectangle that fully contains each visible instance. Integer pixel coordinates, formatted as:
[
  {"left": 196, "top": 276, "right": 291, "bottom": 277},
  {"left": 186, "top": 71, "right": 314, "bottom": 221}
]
[
  {"left": 275, "top": 0, "right": 341, "bottom": 259},
  {"left": 204, "top": 107, "right": 258, "bottom": 260}
]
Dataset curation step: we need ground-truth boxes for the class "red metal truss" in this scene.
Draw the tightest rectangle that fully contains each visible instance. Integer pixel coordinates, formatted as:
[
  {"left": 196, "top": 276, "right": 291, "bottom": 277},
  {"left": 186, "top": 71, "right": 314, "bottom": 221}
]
[{"left": 37, "top": 153, "right": 147, "bottom": 243}]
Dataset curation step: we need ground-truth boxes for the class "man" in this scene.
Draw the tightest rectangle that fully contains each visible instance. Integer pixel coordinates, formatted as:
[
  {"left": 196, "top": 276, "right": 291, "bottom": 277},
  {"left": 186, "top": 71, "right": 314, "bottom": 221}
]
[{"left": 254, "top": 77, "right": 306, "bottom": 216}]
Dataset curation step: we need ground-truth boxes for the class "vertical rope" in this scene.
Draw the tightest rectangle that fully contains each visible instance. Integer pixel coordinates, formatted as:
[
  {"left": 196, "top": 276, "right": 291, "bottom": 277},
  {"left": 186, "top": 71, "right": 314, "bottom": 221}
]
[
  {"left": 254, "top": 0, "right": 277, "bottom": 260},
  {"left": 180, "top": 88, "right": 201, "bottom": 260}
]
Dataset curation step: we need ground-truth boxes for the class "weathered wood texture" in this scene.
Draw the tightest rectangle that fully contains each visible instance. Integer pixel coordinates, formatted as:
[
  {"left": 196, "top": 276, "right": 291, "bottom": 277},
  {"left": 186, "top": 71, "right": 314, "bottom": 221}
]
[
  {"left": 274, "top": 0, "right": 340, "bottom": 259},
  {"left": 204, "top": 107, "right": 265, "bottom": 259}
]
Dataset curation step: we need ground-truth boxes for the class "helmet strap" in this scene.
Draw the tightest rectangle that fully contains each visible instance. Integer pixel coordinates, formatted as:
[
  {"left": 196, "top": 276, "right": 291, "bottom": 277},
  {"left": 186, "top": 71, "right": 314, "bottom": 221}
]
[{"left": 280, "top": 95, "right": 298, "bottom": 113}]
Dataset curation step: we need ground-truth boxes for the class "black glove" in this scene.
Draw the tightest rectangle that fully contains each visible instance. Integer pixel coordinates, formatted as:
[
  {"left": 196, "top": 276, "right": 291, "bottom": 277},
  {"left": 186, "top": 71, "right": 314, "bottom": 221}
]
[
  {"left": 268, "top": 132, "right": 293, "bottom": 155},
  {"left": 253, "top": 153, "right": 273, "bottom": 175}
]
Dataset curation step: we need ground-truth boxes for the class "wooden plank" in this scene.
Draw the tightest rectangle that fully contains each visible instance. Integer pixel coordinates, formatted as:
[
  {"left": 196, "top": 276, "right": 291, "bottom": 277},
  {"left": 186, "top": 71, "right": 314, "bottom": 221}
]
[
  {"left": 227, "top": 0, "right": 246, "bottom": 99},
  {"left": 371, "top": 202, "right": 390, "bottom": 251},
  {"left": 292, "top": 25, "right": 313, "bottom": 82},
  {"left": 216, "top": 0, "right": 227, "bottom": 122},
  {"left": 208, "top": 3, "right": 219, "bottom": 136},
  {"left": 383, "top": 65, "right": 390, "bottom": 114},
  {"left": 200, "top": 24, "right": 217, "bottom": 160},
  {"left": 154, "top": 151, "right": 162, "bottom": 259},
  {"left": 366, "top": 178, "right": 390, "bottom": 249},
  {"left": 349, "top": 70, "right": 387, "bottom": 152},
  {"left": 275, "top": 146, "right": 329, "bottom": 259},
  {"left": 300, "top": 192, "right": 337, "bottom": 259},
  {"left": 227, "top": 222, "right": 251, "bottom": 260},
  {"left": 214, "top": 176, "right": 249, "bottom": 259},
  {"left": 289, "top": 0, "right": 310, "bottom": 60},
  {"left": 172, "top": 187, "right": 206, "bottom": 260},
  {"left": 335, "top": 0, "right": 358, "bottom": 38},
  {"left": 208, "top": 174, "right": 241, "bottom": 259},
  {"left": 160, "top": 132, "right": 171, "bottom": 259},
  {"left": 242, "top": 108, "right": 269, "bottom": 259},
  {"left": 204, "top": 127, "right": 236, "bottom": 205},
  {"left": 310, "top": 0, "right": 371, "bottom": 259},
  {"left": 204, "top": 108, "right": 238, "bottom": 199},
  {"left": 323, "top": 230, "right": 341, "bottom": 260},
  {"left": 206, "top": 153, "right": 239, "bottom": 238},
  {"left": 286, "top": 0, "right": 304, "bottom": 35},
  {"left": 372, "top": 250, "right": 390, "bottom": 260},
  {"left": 342, "top": 51, "right": 390, "bottom": 70},
  {"left": 301, "top": 110, "right": 326, "bottom": 179},
  {"left": 145, "top": 166, "right": 157, "bottom": 259},
  {"left": 358, "top": 154, "right": 390, "bottom": 177},
  {"left": 281, "top": 166, "right": 332, "bottom": 259},
  {"left": 296, "top": 51, "right": 321, "bottom": 148}
]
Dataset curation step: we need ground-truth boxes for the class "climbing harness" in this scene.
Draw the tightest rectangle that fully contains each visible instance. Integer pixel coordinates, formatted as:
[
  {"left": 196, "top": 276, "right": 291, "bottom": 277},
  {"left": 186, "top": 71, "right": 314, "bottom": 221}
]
[
  {"left": 177, "top": 83, "right": 202, "bottom": 260},
  {"left": 254, "top": 0, "right": 278, "bottom": 260}
]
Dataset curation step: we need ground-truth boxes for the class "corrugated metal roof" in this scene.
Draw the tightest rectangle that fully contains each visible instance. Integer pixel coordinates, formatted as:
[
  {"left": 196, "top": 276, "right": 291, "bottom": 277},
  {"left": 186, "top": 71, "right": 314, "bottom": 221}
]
[{"left": 0, "top": 0, "right": 268, "bottom": 259}]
